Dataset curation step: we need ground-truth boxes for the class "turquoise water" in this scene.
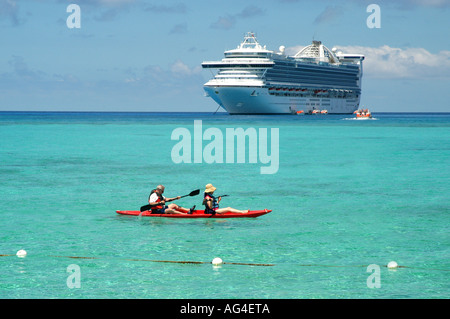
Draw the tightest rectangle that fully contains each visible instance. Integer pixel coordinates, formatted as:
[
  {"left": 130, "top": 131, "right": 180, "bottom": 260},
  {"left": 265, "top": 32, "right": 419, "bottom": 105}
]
[{"left": 0, "top": 112, "right": 449, "bottom": 299}]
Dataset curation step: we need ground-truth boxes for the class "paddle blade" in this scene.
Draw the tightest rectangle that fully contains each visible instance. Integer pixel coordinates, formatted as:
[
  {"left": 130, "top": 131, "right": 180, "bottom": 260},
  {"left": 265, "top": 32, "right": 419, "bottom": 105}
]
[
  {"left": 140, "top": 204, "right": 152, "bottom": 212},
  {"left": 189, "top": 189, "right": 200, "bottom": 196},
  {"left": 179, "top": 189, "right": 200, "bottom": 199}
]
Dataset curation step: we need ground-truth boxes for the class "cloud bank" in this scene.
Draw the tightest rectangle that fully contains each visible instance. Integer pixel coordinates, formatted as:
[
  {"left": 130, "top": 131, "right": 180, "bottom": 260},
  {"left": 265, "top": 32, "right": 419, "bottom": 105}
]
[{"left": 337, "top": 45, "right": 450, "bottom": 79}]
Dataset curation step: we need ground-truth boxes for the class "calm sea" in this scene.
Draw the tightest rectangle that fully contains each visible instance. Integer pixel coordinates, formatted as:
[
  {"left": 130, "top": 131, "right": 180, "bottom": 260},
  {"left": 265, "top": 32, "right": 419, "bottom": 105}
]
[{"left": 0, "top": 112, "right": 449, "bottom": 299}]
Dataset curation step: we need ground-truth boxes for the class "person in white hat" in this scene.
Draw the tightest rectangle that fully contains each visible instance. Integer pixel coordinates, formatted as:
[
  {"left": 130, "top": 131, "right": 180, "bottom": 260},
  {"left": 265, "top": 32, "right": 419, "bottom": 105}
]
[
  {"left": 148, "top": 185, "right": 194, "bottom": 214},
  {"left": 202, "top": 184, "right": 248, "bottom": 214}
]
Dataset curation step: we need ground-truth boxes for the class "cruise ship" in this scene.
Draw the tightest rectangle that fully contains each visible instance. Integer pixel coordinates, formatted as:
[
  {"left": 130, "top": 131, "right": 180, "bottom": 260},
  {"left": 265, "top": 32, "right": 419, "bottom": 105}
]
[{"left": 202, "top": 32, "right": 365, "bottom": 114}]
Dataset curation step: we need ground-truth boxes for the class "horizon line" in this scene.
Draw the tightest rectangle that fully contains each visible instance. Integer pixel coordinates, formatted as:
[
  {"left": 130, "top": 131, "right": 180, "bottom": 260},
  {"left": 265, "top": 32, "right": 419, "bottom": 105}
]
[{"left": 0, "top": 111, "right": 449, "bottom": 114}]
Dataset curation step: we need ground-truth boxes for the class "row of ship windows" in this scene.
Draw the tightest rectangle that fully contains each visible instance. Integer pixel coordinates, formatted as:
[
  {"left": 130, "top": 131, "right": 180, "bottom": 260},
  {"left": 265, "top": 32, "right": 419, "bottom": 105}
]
[
  {"left": 273, "top": 64, "right": 359, "bottom": 76},
  {"left": 215, "top": 74, "right": 358, "bottom": 87},
  {"left": 216, "top": 68, "right": 358, "bottom": 79},
  {"left": 274, "top": 60, "right": 360, "bottom": 72},
  {"left": 267, "top": 67, "right": 359, "bottom": 78},
  {"left": 267, "top": 69, "right": 358, "bottom": 82},
  {"left": 215, "top": 65, "right": 359, "bottom": 77},
  {"left": 224, "top": 53, "right": 269, "bottom": 58},
  {"left": 216, "top": 67, "right": 359, "bottom": 81},
  {"left": 267, "top": 91, "right": 359, "bottom": 98},
  {"left": 307, "top": 99, "right": 358, "bottom": 102},
  {"left": 267, "top": 78, "right": 357, "bottom": 87},
  {"left": 205, "top": 64, "right": 273, "bottom": 68},
  {"left": 267, "top": 77, "right": 357, "bottom": 87}
]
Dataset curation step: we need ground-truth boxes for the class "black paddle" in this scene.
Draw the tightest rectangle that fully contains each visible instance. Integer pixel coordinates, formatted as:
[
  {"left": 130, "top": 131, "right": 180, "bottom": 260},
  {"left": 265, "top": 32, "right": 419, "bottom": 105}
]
[{"left": 140, "top": 189, "right": 200, "bottom": 212}]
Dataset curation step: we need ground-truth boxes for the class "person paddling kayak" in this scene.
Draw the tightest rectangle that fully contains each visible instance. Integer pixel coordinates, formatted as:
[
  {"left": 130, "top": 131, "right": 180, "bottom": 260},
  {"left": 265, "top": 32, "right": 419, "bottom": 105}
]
[
  {"left": 202, "top": 184, "right": 248, "bottom": 214},
  {"left": 149, "top": 185, "right": 195, "bottom": 214}
]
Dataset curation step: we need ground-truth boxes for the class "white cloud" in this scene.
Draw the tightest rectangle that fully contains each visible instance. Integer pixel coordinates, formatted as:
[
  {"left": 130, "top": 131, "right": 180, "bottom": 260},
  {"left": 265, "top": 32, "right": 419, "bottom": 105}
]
[
  {"left": 336, "top": 45, "right": 450, "bottom": 79},
  {"left": 171, "top": 60, "right": 202, "bottom": 77},
  {"left": 285, "top": 46, "right": 304, "bottom": 56},
  {"left": 171, "top": 60, "right": 192, "bottom": 75},
  {"left": 124, "top": 60, "right": 202, "bottom": 85}
]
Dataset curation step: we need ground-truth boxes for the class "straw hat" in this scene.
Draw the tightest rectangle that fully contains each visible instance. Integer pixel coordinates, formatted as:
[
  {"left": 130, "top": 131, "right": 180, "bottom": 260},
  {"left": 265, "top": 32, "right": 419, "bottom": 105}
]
[{"left": 204, "top": 183, "right": 216, "bottom": 193}]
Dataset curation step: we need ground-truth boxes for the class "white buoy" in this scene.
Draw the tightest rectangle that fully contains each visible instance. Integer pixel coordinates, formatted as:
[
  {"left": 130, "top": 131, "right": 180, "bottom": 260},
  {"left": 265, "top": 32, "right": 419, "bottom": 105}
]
[
  {"left": 212, "top": 257, "right": 223, "bottom": 266},
  {"left": 387, "top": 261, "right": 398, "bottom": 269},
  {"left": 16, "top": 249, "right": 27, "bottom": 258}
]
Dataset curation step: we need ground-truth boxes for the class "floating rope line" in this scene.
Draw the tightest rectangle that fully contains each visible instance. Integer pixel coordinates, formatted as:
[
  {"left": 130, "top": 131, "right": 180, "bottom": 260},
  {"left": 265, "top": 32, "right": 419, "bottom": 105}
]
[
  {"left": 49, "top": 255, "right": 274, "bottom": 267},
  {"left": 49, "top": 255, "right": 98, "bottom": 260},
  {"left": 289, "top": 263, "right": 450, "bottom": 272},
  {"left": 126, "top": 259, "right": 207, "bottom": 265},
  {"left": 223, "top": 262, "right": 275, "bottom": 267},
  {"left": 391, "top": 266, "right": 450, "bottom": 272},
  {"left": 2, "top": 253, "right": 448, "bottom": 271}
]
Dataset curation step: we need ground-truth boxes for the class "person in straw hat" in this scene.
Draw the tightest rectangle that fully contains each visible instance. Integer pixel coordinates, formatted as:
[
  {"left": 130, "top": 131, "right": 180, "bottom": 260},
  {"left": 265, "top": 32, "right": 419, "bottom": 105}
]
[{"left": 202, "top": 183, "right": 248, "bottom": 214}]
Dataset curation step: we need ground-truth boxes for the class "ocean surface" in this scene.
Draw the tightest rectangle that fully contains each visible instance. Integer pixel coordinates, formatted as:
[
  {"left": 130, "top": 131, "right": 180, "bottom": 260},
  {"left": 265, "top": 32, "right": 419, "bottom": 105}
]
[{"left": 0, "top": 111, "right": 449, "bottom": 299}]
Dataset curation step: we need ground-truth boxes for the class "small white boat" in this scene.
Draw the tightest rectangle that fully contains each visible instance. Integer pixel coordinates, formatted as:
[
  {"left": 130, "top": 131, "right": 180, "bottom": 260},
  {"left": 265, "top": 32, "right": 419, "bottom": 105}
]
[{"left": 354, "top": 108, "right": 372, "bottom": 119}]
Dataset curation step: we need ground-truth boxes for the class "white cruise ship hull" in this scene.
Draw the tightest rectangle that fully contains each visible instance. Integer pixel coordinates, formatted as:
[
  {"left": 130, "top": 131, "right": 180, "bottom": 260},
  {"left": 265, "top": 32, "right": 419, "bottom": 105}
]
[{"left": 204, "top": 86, "right": 360, "bottom": 114}]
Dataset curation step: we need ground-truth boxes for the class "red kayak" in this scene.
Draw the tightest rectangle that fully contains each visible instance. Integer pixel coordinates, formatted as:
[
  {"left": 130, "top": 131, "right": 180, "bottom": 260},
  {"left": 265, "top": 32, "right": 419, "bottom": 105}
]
[{"left": 116, "top": 209, "right": 271, "bottom": 218}]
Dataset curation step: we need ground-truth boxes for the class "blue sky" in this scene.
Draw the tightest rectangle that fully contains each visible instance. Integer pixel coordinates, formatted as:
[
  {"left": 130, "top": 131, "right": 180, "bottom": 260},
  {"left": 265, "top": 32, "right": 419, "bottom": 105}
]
[{"left": 0, "top": 0, "right": 449, "bottom": 112}]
